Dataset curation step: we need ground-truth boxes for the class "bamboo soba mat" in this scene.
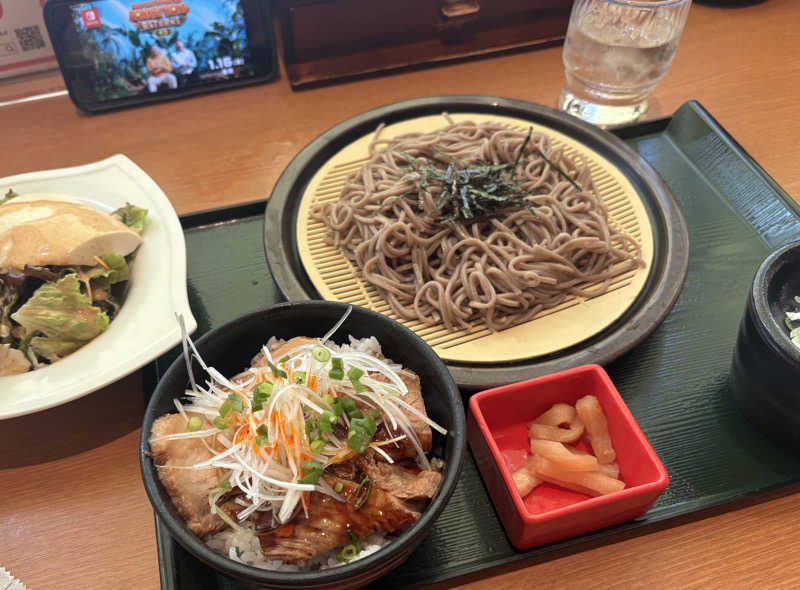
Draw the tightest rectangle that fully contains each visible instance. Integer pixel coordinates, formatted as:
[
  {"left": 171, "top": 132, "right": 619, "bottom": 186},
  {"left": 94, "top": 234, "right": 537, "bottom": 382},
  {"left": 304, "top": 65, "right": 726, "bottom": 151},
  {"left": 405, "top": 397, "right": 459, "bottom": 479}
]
[{"left": 295, "top": 113, "right": 655, "bottom": 364}]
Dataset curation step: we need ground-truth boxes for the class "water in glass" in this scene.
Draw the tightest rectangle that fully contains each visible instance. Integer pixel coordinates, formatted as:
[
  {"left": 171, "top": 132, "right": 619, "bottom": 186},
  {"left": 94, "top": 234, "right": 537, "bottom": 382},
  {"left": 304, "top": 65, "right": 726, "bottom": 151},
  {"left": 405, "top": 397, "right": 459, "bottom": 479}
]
[{"left": 558, "top": 0, "right": 691, "bottom": 127}]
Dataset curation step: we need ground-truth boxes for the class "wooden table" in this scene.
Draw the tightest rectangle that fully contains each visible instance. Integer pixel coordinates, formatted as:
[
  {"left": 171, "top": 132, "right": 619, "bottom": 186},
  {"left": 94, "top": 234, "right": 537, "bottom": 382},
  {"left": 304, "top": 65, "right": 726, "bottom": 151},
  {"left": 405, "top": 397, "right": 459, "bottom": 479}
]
[{"left": 1, "top": 1, "right": 799, "bottom": 588}]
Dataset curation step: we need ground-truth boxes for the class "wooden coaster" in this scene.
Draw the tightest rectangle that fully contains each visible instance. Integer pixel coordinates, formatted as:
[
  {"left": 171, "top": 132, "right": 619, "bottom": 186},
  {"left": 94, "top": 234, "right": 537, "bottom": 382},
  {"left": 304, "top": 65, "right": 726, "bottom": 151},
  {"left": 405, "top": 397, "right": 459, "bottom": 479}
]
[{"left": 296, "top": 113, "right": 654, "bottom": 364}]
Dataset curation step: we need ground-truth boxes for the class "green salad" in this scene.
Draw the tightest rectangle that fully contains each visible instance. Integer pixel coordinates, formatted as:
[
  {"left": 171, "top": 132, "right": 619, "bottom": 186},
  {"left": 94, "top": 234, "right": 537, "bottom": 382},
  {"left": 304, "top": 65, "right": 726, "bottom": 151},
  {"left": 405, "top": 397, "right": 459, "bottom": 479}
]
[{"left": 0, "top": 191, "right": 147, "bottom": 375}]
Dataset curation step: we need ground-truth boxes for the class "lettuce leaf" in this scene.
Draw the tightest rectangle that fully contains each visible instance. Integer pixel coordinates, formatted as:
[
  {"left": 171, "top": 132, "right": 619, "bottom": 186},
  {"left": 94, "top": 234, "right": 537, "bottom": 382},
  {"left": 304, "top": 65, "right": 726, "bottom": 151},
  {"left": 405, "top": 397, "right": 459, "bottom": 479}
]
[
  {"left": 86, "top": 254, "right": 130, "bottom": 285},
  {"left": 112, "top": 202, "right": 148, "bottom": 233},
  {"left": 84, "top": 254, "right": 129, "bottom": 306},
  {"left": 10, "top": 274, "right": 109, "bottom": 360},
  {"left": 29, "top": 336, "right": 83, "bottom": 360}
]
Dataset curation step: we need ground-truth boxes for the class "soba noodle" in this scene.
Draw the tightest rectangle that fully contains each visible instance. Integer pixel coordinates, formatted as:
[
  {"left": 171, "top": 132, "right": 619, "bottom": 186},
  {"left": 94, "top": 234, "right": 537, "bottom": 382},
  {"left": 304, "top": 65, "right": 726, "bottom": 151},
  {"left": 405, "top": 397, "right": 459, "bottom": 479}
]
[{"left": 312, "top": 119, "right": 644, "bottom": 332}]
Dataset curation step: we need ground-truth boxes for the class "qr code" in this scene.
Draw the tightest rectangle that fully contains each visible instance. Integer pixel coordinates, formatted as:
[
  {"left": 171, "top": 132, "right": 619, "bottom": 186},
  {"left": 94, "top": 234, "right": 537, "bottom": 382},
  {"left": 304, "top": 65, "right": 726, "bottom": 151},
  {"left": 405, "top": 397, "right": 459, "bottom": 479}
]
[{"left": 15, "top": 26, "right": 46, "bottom": 52}]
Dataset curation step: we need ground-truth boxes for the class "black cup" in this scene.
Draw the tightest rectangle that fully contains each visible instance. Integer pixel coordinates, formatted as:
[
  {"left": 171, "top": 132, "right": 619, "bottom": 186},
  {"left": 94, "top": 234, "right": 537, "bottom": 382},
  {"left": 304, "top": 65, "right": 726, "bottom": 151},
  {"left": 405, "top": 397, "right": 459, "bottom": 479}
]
[{"left": 730, "top": 241, "right": 800, "bottom": 449}]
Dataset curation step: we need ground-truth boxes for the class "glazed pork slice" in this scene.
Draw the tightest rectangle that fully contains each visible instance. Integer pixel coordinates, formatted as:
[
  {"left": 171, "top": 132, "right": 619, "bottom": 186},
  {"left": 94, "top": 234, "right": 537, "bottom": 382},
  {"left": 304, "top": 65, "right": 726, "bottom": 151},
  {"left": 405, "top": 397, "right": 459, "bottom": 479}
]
[
  {"left": 259, "top": 476, "right": 420, "bottom": 566},
  {"left": 356, "top": 450, "right": 442, "bottom": 501},
  {"left": 374, "top": 370, "right": 434, "bottom": 460},
  {"left": 150, "top": 413, "right": 238, "bottom": 537}
]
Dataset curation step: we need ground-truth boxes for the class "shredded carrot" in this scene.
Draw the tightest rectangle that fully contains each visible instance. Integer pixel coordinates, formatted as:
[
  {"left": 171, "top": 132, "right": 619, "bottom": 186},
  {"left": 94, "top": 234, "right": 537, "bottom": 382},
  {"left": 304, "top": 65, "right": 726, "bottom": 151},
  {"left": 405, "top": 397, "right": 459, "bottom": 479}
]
[
  {"left": 308, "top": 375, "right": 318, "bottom": 391},
  {"left": 234, "top": 424, "right": 249, "bottom": 444},
  {"left": 93, "top": 255, "right": 111, "bottom": 270}
]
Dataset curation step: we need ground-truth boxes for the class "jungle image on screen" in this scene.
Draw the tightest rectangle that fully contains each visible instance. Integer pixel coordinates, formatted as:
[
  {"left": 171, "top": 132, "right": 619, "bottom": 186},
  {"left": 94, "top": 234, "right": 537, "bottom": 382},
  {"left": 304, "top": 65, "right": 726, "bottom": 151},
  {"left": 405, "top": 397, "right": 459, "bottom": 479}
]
[{"left": 72, "top": 0, "right": 252, "bottom": 101}]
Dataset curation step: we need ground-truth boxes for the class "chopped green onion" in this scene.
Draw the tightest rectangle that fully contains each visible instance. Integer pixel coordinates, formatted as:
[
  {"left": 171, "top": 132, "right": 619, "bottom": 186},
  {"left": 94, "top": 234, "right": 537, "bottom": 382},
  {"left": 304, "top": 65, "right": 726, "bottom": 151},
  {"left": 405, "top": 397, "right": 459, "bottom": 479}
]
[
  {"left": 328, "top": 358, "right": 344, "bottom": 380},
  {"left": 186, "top": 416, "right": 202, "bottom": 432},
  {"left": 255, "top": 424, "right": 270, "bottom": 447},
  {"left": 298, "top": 460, "right": 324, "bottom": 484},
  {"left": 318, "top": 410, "right": 336, "bottom": 433},
  {"left": 352, "top": 477, "right": 372, "bottom": 511},
  {"left": 337, "top": 545, "right": 358, "bottom": 562},
  {"left": 341, "top": 397, "right": 357, "bottom": 415},
  {"left": 346, "top": 430, "right": 370, "bottom": 453},
  {"left": 305, "top": 418, "right": 318, "bottom": 440},
  {"left": 294, "top": 370, "right": 307, "bottom": 384},
  {"left": 278, "top": 355, "right": 290, "bottom": 364},
  {"left": 349, "top": 410, "right": 364, "bottom": 420},
  {"left": 267, "top": 360, "right": 288, "bottom": 379},
  {"left": 310, "top": 438, "right": 325, "bottom": 452},
  {"left": 331, "top": 398, "right": 343, "bottom": 416},
  {"left": 372, "top": 409, "right": 381, "bottom": 421},
  {"left": 213, "top": 416, "right": 230, "bottom": 430},
  {"left": 254, "top": 382, "right": 274, "bottom": 395},
  {"left": 347, "top": 366, "right": 367, "bottom": 393},
  {"left": 322, "top": 393, "right": 334, "bottom": 406},
  {"left": 219, "top": 400, "right": 232, "bottom": 418},
  {"left": 352, "top": 415, "right": 377, "bottom": 437},
  {"left": 313, "top": 345, "right": 331, "bottom": 362},
  {"left": 334, "top": 481, "right": 343, "bottom": 493},
  {"left": 346, "top": 415, "right": 377, "bottom": 453},
  {"left": 252, "top": 381, "right": 272, "bottom": 411},
  {"left": 336, "top": 532, "right": 362, "bottom": 561},
  {"left": 228, "top": 393, "right": 243, "bottom": 413}
]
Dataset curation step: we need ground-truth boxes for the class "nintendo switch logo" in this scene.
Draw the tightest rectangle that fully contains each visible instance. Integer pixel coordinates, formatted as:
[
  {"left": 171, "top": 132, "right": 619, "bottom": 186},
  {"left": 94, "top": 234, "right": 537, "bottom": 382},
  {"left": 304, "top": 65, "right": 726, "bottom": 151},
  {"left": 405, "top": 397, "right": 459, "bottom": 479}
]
[{"left": 82, "top": 8, "right": 101, "bottom": 29}]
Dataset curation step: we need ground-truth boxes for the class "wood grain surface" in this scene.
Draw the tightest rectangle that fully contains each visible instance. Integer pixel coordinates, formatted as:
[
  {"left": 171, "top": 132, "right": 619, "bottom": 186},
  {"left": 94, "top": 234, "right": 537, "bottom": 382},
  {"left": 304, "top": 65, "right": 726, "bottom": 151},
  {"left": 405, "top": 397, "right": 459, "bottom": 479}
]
[{"left": 1, "top": 1, "right": 799, "bottom": 589}]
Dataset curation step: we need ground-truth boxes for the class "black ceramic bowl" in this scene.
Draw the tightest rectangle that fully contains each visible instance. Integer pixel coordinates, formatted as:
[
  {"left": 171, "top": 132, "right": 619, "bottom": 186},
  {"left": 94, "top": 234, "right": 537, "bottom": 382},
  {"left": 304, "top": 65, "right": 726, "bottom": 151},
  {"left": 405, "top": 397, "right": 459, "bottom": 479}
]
[
  {"left": 140, "top": 301, "right": 466, "bottom": 589},
  {"left": 731, "top": 241, "right": 800, "bottom": 449}
]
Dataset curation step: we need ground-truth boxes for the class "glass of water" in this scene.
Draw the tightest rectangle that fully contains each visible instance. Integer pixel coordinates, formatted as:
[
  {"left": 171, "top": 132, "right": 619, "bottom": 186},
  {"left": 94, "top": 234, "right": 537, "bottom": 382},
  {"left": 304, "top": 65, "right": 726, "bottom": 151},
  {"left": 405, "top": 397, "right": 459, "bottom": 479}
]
[{"left": 558, "top": 0, "right": 692, "bottom": 127}]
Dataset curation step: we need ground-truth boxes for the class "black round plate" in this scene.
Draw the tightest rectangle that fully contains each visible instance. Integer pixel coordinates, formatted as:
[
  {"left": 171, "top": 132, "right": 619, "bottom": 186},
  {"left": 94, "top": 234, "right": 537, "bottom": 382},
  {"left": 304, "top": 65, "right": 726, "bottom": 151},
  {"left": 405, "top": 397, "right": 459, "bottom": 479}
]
[{"left": 264, "top": 95, "right": 689, "bottom": 390}]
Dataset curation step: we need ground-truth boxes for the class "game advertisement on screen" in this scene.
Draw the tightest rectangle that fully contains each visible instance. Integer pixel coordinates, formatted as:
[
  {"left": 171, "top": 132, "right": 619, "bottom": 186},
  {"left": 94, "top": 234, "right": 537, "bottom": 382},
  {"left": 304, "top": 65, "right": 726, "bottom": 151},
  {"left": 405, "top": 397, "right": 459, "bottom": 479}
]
[{"left": 70, "top": 0, "right": 252, "bottom": 101}]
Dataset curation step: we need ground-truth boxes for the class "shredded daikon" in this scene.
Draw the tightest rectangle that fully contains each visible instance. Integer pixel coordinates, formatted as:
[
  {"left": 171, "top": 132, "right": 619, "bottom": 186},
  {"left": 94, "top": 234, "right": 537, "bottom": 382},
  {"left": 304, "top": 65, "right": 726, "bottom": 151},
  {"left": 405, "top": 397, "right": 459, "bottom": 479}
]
[{"left": 166, "top": 310, "right": 445, "bottom": 527}]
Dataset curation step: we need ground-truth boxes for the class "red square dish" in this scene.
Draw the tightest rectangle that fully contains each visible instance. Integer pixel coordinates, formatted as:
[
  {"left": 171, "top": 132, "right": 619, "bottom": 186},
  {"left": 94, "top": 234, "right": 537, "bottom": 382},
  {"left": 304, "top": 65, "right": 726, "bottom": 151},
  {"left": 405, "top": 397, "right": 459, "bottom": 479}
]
[{"left": 467, "top": 364, "right": 669, "bottom": 550}]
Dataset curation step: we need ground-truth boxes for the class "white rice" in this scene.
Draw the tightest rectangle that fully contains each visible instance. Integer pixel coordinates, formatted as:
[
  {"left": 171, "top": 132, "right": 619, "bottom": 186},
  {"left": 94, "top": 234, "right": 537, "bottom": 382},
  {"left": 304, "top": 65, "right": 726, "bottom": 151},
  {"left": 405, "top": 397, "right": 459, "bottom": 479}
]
[{"left": 206, "top": 528, "right": 391, "bottom": 571}]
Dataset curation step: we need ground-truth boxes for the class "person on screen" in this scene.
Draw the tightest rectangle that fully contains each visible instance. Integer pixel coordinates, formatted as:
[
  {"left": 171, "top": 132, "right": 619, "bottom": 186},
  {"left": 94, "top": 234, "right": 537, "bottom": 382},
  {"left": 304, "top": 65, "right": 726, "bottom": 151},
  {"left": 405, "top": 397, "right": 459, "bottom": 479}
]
[
  {"left": 146, "top": 45, "right": 177, "bottom": 93},
  {"left": 170, "top": 39, "right": 198, "bottom": 87}
]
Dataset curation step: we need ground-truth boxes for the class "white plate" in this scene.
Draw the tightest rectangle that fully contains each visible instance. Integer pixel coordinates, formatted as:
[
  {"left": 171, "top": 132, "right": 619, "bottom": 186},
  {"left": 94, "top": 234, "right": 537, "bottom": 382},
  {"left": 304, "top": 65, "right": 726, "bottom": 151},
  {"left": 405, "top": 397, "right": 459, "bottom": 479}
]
[{"left": 0, "top": 155, "right": 196, "bottom": 419}]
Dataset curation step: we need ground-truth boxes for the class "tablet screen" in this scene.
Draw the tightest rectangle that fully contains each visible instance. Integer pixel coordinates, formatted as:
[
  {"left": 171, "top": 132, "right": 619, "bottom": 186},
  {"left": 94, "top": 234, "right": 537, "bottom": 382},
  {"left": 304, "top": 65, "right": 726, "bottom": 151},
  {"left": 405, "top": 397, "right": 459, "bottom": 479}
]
[{"left": 67, "top": 0, "right": 255, "bottom": 102}]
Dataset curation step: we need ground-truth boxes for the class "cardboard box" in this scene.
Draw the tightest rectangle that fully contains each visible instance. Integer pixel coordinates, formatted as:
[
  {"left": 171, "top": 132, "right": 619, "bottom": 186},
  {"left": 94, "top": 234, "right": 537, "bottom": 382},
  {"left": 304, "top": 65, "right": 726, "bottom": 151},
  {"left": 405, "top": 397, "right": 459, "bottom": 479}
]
[{"left": 0, "top": 0, "right": 58, "bottom": 78}]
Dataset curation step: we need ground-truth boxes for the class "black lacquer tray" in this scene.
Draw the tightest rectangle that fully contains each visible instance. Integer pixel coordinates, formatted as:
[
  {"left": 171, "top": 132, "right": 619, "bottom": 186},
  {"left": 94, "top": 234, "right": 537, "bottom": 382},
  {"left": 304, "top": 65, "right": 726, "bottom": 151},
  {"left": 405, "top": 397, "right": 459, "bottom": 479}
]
[{"left": 147, "top": 101, "right": 800, "bottom": 590}]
